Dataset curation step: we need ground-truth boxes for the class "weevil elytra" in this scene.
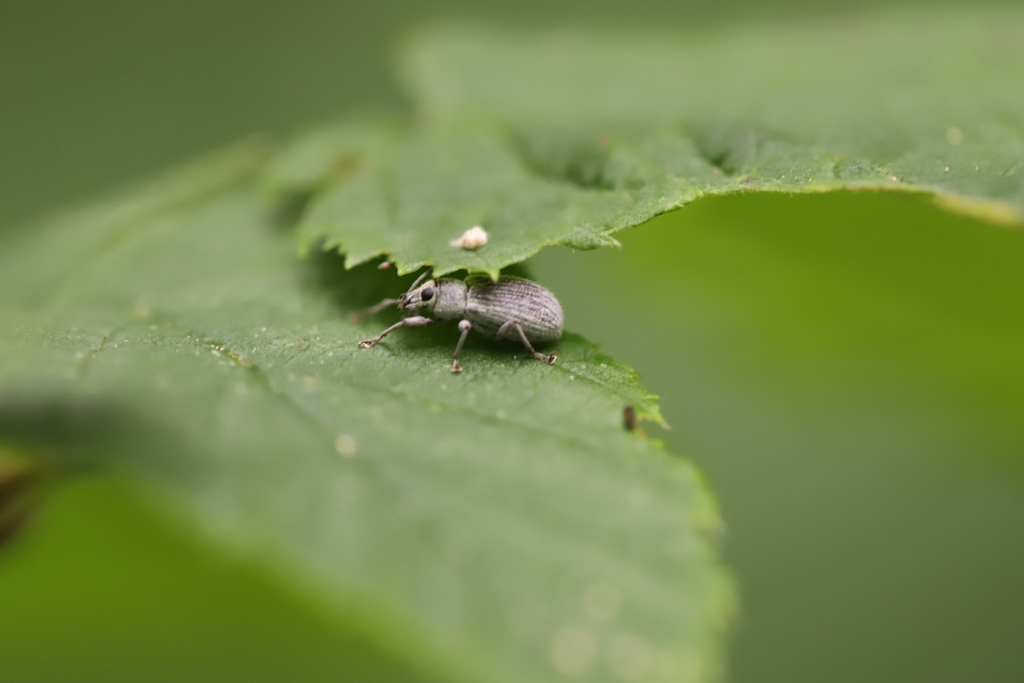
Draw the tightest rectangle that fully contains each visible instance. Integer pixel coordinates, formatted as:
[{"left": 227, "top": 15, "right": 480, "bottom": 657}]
[{"left": 356, "top": 270, "right": 563, "bottom": 373}]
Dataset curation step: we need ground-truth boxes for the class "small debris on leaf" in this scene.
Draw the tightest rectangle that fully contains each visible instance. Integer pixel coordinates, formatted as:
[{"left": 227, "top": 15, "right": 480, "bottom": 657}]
[
  {"left": 450, "top": 226, "right": 488, "bottom": 250},
  {"left": 623, "top": 405, "right": 637, "bottom": 431},
  {"left": 0, "top": 457, "right": 44, "bottom": 549}
]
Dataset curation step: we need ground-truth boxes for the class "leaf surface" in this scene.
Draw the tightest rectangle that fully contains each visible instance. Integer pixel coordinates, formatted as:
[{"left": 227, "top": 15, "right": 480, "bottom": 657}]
[
  {"left": 281, "top": 9, "right": 1024, "bottom": 277},
  {"left": 0, "top": 144, "right": 732, "bottom": 683}
]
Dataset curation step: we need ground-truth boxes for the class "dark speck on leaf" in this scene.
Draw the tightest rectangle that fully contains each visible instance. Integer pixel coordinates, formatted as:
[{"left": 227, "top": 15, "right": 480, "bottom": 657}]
[{"left": 623, "top": 405, "right": 637, "bottom": 431}]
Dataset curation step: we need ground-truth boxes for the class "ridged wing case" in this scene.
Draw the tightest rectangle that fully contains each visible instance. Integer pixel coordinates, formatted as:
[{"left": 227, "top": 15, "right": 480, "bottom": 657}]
[{"left": 464, "top": 276, "right": 563, "bottom": 342}]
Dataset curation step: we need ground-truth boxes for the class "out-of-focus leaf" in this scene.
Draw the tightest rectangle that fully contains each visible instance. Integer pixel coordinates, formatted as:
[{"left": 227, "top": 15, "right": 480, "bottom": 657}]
[
  {"left": 0, "top": 477, "right": 431, "bottom": 683},
  {"left": 0, "top": 144, "right": 732, "bottom": 683},
  {"left": 407, "top": 11, "right": 1024, "bottom": 223}
]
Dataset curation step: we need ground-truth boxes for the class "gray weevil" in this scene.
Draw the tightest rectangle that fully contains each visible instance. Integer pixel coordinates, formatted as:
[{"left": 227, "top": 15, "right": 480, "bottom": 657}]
[{"left": 356, "top": 270, "right": 563, "bottom": 373}]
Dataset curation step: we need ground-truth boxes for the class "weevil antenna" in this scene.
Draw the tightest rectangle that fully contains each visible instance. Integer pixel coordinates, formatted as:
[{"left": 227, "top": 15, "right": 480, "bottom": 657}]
[
  {"left": 350, "top": 298, "right": 400, "bottom": 324},
  {"left": 406, "top": 268, "right": 433, "bottom": 293}
]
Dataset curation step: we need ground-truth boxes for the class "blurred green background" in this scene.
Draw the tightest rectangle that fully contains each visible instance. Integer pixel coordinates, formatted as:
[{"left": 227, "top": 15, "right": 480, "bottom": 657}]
[
  {"left": 2, "top": 2, "right": 1022, "bottom": 683},
  {"left": 529, "top": 193, "right": 1024, "bottom": 683}
]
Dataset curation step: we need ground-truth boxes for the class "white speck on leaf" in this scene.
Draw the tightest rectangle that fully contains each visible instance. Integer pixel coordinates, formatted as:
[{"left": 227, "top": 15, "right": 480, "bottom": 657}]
[
  {"left": 450, "top": 225, "right": 489, "bottom": 250},
  {"left": 334, "top": 433, "right": 357, "bottom": 458}
]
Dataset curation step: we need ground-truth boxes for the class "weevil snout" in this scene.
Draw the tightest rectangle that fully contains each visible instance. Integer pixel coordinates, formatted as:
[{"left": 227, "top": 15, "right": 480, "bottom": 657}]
[{"left": 399, "top": 279, "right": 437, "bottom": 311}]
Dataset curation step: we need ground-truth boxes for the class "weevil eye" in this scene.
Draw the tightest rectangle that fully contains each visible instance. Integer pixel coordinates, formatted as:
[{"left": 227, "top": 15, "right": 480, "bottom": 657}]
[{"left": 421, "top": 287, "right": 434, "bottom": 302}]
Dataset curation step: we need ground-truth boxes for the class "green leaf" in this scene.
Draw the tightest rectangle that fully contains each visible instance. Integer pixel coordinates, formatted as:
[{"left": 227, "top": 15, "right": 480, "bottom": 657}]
[
  {"left": 284, "top": 124, "right": 665, "bottom": 278},
  {"left": 278, "top": 9, "right": 1023, "bottom": 278},
  {"left": 407, "top": 10, "right": 1024, "bottom": 222},
  {"left": 0, "top": 143, "right": 733, "bottom": 683}
]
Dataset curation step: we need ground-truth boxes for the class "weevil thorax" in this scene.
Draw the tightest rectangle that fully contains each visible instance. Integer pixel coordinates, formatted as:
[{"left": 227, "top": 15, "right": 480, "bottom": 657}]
[
  {"left": 431, "top": 279, "right": 469, "bottom": 320},
  {"left": 398, "top": 278, "right": 467, "bottom": 320}
]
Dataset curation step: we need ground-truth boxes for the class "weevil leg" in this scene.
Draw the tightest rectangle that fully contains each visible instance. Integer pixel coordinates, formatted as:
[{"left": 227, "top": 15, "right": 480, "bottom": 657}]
[
  {"left": 358, "top": 316, "right": 434, "bottom": 348},
  {"left": 451, "top": 320, "right": 472, "bottom": 373},
  {"left": 350, "top": 298, "right": 400, "bottom": 324},
  {"left": 497, "top": 320, "right": 557, "bottom": 365}
]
